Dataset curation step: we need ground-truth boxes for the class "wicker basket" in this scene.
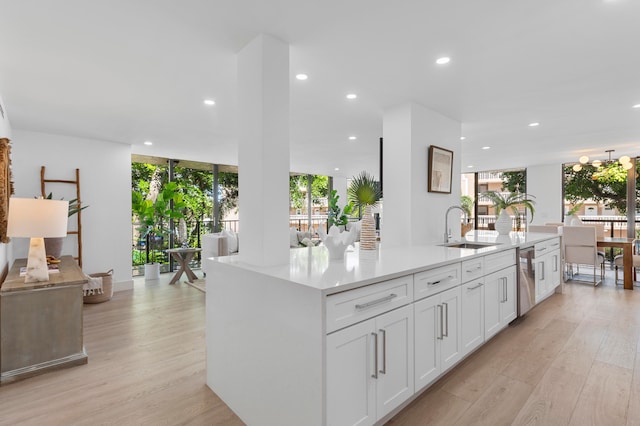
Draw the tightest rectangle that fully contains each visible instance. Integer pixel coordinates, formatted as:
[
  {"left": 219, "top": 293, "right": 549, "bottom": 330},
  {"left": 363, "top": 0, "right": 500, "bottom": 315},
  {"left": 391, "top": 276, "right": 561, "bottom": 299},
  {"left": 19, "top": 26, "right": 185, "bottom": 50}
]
[{"left": 83, "top": 269, "right": 114, "bottom": 304}]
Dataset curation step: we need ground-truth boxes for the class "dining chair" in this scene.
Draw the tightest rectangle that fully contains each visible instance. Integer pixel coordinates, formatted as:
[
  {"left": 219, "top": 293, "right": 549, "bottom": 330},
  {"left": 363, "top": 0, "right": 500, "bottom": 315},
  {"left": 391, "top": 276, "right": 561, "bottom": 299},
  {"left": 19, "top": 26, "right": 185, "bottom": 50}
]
[
  {"left": 529, "top": 225, "right": 560, "bottom": 234},
  {"left": 561, "top": 225, "right": 604, "bottom": 286}
]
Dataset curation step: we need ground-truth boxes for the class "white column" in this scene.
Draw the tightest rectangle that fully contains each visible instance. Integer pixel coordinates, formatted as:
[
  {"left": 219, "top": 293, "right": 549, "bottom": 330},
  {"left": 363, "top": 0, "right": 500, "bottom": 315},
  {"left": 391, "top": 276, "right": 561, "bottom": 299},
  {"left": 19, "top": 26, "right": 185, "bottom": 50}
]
[
  {"left": 382, "top": 102, "right": 461, "bottom": 247},
  {"left": 237, "top": 34, "right": 290, "bottom": 266},
  {"left": 332, "top": 175, "right": 348, "bottom": 210}
]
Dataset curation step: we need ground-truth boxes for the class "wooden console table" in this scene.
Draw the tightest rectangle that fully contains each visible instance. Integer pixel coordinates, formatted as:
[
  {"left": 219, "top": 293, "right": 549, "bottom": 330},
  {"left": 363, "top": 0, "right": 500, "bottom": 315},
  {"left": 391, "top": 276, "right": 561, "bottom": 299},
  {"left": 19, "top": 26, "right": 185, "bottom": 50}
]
[{"left": 0, "top": 256, "right": 88, "bottom": 384}]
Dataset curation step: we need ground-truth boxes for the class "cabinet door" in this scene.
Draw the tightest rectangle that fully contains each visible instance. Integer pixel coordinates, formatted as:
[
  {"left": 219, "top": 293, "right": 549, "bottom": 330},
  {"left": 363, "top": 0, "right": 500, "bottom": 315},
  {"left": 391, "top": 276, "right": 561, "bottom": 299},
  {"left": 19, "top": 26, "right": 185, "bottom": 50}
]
[
  {"left": 461, "top": 279, "right": 484, "bottom": 356},
  {"left": 534, "top": 254, "right": 547, "bottom": 303},
  {"left": 548, "top": 249, "right": 561, "bottom": 289},
  {"left": 483, "top": 270, "right": 503, "bottom": 340},
  {"left": 501, "top": 266, "right": 517, "bottom": 324},
  {"left": 439, "top": 286, "right": 462, "bottom": 372},
  {"left": 375, "top": 305, "right": 414, "bottom": 420},
  {"left": 327, "top": 319, "right": 376, "bottom": 426},
  {"left": 414, "top": 294, "right": 441, "bottom": 391}
]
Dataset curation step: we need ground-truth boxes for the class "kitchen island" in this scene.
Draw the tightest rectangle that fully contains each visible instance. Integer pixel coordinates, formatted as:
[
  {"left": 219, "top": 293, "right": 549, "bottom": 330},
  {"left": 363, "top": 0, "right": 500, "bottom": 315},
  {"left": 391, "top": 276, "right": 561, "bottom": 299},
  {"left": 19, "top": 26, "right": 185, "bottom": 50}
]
[{"left": 205, "top": 231, "right": 560, "bottom": 426}]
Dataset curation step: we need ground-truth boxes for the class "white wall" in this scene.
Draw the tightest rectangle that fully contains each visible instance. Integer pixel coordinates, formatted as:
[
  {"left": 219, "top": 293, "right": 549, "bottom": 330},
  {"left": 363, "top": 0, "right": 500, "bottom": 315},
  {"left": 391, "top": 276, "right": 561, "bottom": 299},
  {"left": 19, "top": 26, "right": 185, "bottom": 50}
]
[
  {"left": 527, "top": 163, "right": 563, "bottom": 225},
  {"left": 11, "top": 130, "right": 133, "bottom": 290},
  {"left": 382, "top": 102, "right": 461, "bottom": 246}
]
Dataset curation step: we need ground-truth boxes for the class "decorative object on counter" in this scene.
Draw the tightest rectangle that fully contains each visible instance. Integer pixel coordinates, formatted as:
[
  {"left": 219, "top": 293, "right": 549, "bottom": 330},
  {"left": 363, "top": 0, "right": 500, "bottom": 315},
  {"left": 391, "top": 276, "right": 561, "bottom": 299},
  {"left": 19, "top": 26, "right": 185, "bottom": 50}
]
[
  {"left": 348, "top": 171, "right": 382, "bottom": 252},
  {"left": 482, "top": 190, "right": 535, "bottom": 235},
  {"left": 83, "top": 269, "right": 114, "bottom": 303},
  {"left": 6, "top": 198, "right": 69, "bottom": 283},
  {"left": 428, "top": 145, "right": 453, "bottom": 193},
  {"left": 319, "top": 225, "right": 356, "bottom": 260}
]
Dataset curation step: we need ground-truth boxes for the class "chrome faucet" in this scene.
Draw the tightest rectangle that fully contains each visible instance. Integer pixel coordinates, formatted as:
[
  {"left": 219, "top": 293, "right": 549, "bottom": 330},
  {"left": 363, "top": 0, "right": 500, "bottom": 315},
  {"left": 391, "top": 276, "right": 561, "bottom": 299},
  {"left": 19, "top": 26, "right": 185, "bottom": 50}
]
[{"left": 444, "top": 205, "right": 468, "bottom": 243}]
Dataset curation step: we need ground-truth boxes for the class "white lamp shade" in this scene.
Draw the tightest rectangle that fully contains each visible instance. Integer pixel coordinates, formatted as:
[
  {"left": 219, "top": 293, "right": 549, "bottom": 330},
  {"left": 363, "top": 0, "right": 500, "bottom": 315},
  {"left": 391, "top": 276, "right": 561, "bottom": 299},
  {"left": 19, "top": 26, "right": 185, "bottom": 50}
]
[{"left": 7, "top": 198, "right": 69, "bottom": 238}]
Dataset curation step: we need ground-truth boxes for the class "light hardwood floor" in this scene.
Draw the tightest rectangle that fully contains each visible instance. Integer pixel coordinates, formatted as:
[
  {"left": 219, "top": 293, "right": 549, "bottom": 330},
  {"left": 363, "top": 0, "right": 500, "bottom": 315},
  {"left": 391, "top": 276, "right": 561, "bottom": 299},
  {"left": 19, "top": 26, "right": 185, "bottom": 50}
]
[{"left": 1, "top": 270, "right": 640, "bottom": 425}]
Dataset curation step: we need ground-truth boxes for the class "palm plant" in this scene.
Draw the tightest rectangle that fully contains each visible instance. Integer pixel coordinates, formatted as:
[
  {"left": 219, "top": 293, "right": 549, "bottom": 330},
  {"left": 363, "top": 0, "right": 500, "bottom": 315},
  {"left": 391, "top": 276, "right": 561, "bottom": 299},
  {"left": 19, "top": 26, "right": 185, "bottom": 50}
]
[
  {"left": 482, "top": 190, "right": 536, "bottom": 222},
  {"left": 348, "top": 171, "right": 382, "bottom": 215}
]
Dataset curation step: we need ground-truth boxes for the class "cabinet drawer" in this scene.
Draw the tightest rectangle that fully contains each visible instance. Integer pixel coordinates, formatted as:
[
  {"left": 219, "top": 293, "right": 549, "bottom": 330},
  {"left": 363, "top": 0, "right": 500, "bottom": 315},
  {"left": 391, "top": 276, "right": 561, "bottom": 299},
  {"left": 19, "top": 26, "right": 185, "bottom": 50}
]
[
  {"left": 484, "top": 249, "right": 516, "bottom": 275},
  {"left": 414, "top": 263, "right": 461, "bottom": 301},
  {"left": 535, "top": 237, "right": 560, "bottom": 256},
  {"left": 461, "top": 257, "right": 485, "bottom": 282},
  {"left": 326, "top": 275, "right": 413, "bottom": 333}
]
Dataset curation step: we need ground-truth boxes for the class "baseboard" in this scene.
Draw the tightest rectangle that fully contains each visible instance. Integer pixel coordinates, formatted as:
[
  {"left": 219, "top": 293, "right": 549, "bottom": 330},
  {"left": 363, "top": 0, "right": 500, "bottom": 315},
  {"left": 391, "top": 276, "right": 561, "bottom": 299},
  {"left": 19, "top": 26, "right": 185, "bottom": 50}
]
[{"left": 114, "top": 279, "right": 134, "bottom": 292}]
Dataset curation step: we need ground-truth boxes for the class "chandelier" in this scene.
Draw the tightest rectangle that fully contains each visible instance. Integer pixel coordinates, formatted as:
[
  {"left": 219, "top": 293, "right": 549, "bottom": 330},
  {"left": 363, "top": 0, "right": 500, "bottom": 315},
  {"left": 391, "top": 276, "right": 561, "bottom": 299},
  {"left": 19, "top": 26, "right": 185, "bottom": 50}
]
[{"left": 572, "top": 149, "right": 633, "bottom": 172}]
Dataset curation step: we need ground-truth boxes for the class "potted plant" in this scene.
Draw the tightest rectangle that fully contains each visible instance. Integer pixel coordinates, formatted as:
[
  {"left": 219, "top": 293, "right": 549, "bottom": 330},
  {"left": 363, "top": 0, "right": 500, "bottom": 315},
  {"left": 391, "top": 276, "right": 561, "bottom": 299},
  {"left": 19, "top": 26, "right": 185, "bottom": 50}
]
[
  {"left": 348, "top": 171, "right": 382, "bottom": 251},
  {"left": 564, "top": 202, "right": 584, "bottom": 226},
  {"left": 327, "top": 189, "right": 353, "bottom": 230},
  {"left": 41, "top": 192, "right": 89, "bottom": 259},
  {"left": 132, "top": 181, "right": 186, "bottom": 279},
  {"left": 482, "top": 190, "right": 535, "bottom": 235}
]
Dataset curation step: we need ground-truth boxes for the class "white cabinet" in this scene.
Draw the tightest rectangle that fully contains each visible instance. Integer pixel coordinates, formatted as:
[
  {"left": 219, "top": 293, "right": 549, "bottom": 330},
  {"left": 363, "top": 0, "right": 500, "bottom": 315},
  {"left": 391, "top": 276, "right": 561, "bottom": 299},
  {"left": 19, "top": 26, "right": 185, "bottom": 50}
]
[
  {"left": 484, "top": 265, "right": 517, "bottom": 340},
  {"left": 414, "top": 286, "right": 461, "bottom": 391},
  {"left": 460, "top": 279, "right": 484, "bottom": 356},
  {"left": 534, "top": 238, "right": 561, "bottom": 303},
  {"left": 326, "top": 304, "right": 414, "bottom": 426}
]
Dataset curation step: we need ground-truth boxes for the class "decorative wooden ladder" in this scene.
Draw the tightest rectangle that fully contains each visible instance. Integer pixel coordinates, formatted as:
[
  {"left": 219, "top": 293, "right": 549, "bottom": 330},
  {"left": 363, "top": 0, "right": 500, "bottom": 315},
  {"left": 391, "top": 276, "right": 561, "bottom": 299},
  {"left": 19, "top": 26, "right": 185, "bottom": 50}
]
[{"left": 40, "top": 166, "right": 83, "bottom": 267}]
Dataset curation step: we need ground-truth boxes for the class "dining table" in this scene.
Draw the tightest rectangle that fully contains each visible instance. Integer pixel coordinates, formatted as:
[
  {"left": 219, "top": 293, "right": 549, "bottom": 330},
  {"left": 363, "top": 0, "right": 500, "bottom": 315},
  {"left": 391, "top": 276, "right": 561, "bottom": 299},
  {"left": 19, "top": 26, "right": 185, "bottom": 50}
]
[{"left": 597, "top": 237, "right": 635, "bottom": 290}]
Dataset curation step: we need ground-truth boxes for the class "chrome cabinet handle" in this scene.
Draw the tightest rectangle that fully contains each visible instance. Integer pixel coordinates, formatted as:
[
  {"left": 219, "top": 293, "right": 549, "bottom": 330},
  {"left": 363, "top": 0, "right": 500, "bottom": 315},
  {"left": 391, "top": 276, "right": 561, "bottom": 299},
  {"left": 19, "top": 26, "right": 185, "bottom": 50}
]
[
  {"left": 503, "top": 278, "right": 508, "bottom": 303},
  {"left": 379, "top": 329, "right": 386, "bottom": 375},
  {"left": 371, "top": 332, "right": 378, "bottom": 379},
  {"left": 467, "top": 282, "right": 483, "bottom": 291},
  {"left": 355, "top": 293, "right": 397, "bottom": 310},
  {"left": 443, "top": 302, "right": 449, "bottom": 337},
  {"left": 466, "top": 265, "right": 482, "bottom": 273},
  {"left": 437, "top": 304, "right": 444, "bottom": 340},
  {"left": 427, "top": 275, "right": 454, "bottom": 286},
  {"left": 541, "top": 262, "right": 545, "bottom": 281}
]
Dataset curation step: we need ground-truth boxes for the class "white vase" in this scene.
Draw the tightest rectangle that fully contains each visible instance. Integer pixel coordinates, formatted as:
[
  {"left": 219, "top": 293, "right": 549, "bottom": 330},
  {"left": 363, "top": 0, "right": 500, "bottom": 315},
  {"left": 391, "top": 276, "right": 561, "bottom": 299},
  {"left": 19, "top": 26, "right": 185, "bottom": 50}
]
[
  {"left": 145, "top": 263, "right": 160, "bottom": 280},
  {"left": 320, "top": 225, "right": 356, "bottom": 260},
  {"left": 360, "top": 205, "right": 377, "bottom": 251},
  {"left": 494, "top": 210, "right": 512, "bottom": 235}
]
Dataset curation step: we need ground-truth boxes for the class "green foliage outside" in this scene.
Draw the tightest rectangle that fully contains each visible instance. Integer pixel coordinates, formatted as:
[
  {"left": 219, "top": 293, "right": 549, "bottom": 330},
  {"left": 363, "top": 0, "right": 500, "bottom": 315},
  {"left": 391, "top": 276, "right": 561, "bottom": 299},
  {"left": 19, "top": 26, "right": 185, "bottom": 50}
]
[
  {"left": 289, "top": 175, "right": 329, "bottom": 210},
  {"left": 500, "top": 170, "right": 526, "bottom": 193},
  {"left": 460, "top": 195, "right": 474, "bottom": 218},
  {"left": 564, "top": 163, "right": 640, "bottom": 214}
]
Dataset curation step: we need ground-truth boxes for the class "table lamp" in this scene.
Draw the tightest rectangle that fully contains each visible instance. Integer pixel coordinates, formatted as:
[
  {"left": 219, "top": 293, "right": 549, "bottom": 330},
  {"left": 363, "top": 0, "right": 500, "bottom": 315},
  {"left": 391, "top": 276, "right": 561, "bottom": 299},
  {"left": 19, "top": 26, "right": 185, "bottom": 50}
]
[{"left": 7, "top": 197, "right": 69, "bottom": 283}]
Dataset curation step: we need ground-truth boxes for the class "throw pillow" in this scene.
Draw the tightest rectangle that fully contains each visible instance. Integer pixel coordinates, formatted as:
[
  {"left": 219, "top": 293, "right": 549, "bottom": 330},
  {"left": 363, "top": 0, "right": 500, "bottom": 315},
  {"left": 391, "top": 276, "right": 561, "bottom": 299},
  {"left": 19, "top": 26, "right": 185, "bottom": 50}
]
[
  {"left": 290, "top": 227, "right": 300, "bottom": 248},
  {"left": 222, "top": 229, "right": 239, "bottom": 253}
]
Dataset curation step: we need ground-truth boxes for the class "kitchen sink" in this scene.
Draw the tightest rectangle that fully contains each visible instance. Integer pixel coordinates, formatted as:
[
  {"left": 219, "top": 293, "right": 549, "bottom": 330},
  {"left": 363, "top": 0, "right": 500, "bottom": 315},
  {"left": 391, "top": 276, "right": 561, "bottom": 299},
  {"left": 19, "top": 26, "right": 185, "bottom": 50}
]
[{"left": 441, "top": 242, "right": 498, "bottom": 249}]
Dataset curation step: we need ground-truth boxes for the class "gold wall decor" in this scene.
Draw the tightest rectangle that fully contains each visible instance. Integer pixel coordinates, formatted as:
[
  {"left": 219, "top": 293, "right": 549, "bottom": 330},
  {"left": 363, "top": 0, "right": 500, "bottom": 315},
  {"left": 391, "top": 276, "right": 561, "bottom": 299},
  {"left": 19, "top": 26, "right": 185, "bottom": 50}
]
[{"left": 0, "top": 138, "right": 14, "bottom": 243}]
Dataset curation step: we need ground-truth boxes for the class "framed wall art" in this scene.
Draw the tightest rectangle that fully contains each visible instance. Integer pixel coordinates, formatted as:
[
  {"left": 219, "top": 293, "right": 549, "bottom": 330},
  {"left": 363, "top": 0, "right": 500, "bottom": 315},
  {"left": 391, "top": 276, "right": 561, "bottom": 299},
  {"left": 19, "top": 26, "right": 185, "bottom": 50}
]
[
  {"left": 428, "top": 145, "right": 453, "bottom": 194},
  {"left": 0, "top": 138, "right": 13, "bottom": 243}
]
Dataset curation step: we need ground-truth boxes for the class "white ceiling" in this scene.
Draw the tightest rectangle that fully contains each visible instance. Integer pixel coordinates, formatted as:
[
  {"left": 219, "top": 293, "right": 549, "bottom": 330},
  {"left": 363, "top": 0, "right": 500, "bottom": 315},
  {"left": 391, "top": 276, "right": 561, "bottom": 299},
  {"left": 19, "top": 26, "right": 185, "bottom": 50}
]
[{"left": 0, "top": 0, "right": 639, "bottom": 178}]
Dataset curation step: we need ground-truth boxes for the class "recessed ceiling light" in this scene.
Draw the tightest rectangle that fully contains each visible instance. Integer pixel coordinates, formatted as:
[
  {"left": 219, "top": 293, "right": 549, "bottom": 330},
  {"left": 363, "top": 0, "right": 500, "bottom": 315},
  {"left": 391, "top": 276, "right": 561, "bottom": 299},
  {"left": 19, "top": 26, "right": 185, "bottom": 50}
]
[
  {"left": 436, "top": 57, "right": 451, "bottom": 65},
  {"left": 633, "top": 104, "right": 640, "bottom": 108},
  {"left": 528, "top": 122, "right": 540, "bottom": 127},
  {"left": 295, "top": 74, "right": 308, "bottom": 81},
  {"left": 482, "top": 146, "right": 491, "bottom": 150},
  {"left": 346, "top": 93, "right": 357, "bottom": 100},
  {"left": 467, "top": 165, "right": 474, "bottom": 168},
  {"left": 349, "top": 136, "right": 357, "bottom": 140},
  {"left": 334, "top": 167, "right": 340, "bottom": 171},
  {"left": 144, "top": 141, "right": 153, "bottom": 146},
  {"left": 204, "top": 99, "right": 215, "bottom": 106},
  {"left": 460, "top": 136, "right": 466, "bottom": 140}
]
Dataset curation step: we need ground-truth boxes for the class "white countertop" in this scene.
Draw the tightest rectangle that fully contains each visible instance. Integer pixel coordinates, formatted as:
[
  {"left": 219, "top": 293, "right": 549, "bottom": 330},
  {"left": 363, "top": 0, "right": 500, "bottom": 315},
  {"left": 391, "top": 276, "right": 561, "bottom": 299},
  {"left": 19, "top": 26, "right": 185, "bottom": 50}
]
[{"left": 207, "top": 231, "right": 558, "bottom": 295}]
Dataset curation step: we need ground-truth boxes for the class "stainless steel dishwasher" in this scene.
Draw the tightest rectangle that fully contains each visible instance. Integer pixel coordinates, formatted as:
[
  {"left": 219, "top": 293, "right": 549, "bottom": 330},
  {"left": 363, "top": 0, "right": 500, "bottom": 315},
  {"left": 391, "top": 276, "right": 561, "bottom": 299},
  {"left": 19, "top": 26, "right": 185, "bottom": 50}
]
[{"left": 517, "top": 245, "right": 536, "bottom": 316}]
